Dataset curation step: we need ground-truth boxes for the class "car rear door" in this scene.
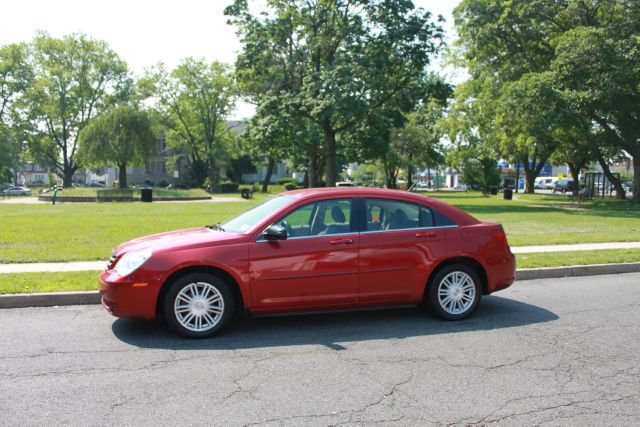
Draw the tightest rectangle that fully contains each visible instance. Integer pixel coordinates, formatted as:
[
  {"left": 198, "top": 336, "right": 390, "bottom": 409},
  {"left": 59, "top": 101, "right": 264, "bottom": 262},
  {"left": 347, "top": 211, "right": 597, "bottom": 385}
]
[{"left": 358, "top": 198, "right": 448, "bottom": 304}]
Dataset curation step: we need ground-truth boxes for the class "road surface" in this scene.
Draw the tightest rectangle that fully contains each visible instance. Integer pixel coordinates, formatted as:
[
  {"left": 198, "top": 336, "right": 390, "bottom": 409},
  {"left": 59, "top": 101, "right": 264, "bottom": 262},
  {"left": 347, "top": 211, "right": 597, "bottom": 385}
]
[{"left": 1, "top": 273, "right": 639, "bottom": 425}]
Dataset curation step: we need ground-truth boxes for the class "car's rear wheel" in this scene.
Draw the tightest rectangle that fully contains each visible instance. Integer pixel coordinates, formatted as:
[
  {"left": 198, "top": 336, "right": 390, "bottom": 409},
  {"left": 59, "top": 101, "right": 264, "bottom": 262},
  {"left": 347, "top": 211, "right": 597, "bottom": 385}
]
[
  {"left": 163, "top": 273, "right": 234, "bottom": 338},
  {"left": 426, "top": 264, "right": 481, "bottom": 320}
]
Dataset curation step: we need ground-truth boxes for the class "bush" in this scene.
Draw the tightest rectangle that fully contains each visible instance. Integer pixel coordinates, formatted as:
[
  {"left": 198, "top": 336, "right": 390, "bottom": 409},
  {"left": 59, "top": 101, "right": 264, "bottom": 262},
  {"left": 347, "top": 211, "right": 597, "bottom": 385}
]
[
  {"left": 219, "top": 182, "right": 239, "bottom": 193},
  {"left": 96, "top": 189, "right": 134, "bottom": 202},
  {"left": 158, "top": 180, "right": 168, "bottom": 188},
  {"left": 284, "top": 183, "right": 298, "bottom": 191},
  {"left": 277, "top": 177, "right": 297, "bottom": 185}
]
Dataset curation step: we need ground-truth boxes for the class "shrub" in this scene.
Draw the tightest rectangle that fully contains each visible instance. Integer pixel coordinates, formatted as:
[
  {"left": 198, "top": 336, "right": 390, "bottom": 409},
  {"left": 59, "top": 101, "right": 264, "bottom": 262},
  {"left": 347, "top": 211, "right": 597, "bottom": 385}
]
[
  {"left": 277, "top": 177, "right": 297, "bottom": 185},
  {"left": 219, "top": 182, "right": 239, "bottom": 193},
  {"left": 284, "top": 183, "right": 298, "bottom": 191}
]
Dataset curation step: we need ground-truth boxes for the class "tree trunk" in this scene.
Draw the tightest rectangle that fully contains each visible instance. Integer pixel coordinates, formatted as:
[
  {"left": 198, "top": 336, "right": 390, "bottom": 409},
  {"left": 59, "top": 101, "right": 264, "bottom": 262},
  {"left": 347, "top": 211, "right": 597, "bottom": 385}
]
[
  {"left": 208, "top": 157, "right": 219, "bottom": 193},
  {"left": 523, "top": 167, "right": 536, "bottom": 194},
  {"left": 632, "top": 155, "right": 639, "bottom": 204},
  {"left": 62, "top": 167, "right": 74, "bottom": 188},
  {"left": 515, "top": 162, "right": 521, "bottom": 193},
  {"left": 118, "top": 164, "right": 127, "bottom": 189},
  {"left": 323, "top": 124, "right": 337, "bottom": 187},
  {"left": 567, "top": 163, "right": 581, "bottom": 197},
  {"left": 406, "top": 164, "right": 414, "bottom": 190},
  {"left": 261, "top": 157, "right": 275, "bottom": 193},
  {"left": 596, "top": 153, "right": 626, "bottom": 199},
  {"left": 308, "top": 151, "right": 323, "bottom": 188}
]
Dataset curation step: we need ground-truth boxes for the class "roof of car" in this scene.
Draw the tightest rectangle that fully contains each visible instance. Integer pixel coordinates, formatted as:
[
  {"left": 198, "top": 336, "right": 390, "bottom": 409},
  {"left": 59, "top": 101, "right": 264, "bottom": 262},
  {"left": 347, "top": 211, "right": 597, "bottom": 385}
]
[{"left": 283, "top": 187, "right": 479, "bottom": 226}]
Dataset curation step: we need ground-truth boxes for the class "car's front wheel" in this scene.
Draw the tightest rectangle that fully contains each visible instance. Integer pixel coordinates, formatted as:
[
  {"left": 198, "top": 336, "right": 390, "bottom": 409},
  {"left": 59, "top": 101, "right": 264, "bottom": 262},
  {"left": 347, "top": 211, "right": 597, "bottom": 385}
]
[
  {"left": 426, "top": 264, "right": 481, "bottom": 320},
  {"left": 163, "top": 273, "right": 235, "bottom": 338}
]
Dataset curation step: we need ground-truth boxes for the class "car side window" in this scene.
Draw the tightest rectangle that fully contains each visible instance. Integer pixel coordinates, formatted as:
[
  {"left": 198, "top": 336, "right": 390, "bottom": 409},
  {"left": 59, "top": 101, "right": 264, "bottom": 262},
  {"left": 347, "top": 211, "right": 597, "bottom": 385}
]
[
  {"left": 277, "top": 198, "right": 352, "bottom": 238},
  {"left": 365, "top": 199, "right": 434, "bottom": 231}
]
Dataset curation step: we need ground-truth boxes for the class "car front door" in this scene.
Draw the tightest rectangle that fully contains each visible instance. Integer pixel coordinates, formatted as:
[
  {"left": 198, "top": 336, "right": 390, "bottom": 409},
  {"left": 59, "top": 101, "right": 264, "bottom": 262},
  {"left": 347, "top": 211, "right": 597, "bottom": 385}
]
[
  {"left": 358, "top": 198, "right": 448, "bottom": 304},
  {"left": 249, "top": 198, "right": 359, "bottom": 312}
]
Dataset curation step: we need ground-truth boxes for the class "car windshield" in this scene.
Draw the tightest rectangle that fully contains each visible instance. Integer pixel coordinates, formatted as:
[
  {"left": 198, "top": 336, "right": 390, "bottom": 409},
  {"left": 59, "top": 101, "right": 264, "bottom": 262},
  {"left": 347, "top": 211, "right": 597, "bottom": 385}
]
[{"left": 221, "top": 195, "right": 296, "bottom": 233}]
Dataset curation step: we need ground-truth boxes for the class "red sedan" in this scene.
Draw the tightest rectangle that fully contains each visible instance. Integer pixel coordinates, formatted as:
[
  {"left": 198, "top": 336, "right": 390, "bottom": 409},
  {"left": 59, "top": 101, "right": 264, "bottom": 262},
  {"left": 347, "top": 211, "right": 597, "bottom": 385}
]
[{"left": 100, "top": 188, "right": 515, "bottom": 338}]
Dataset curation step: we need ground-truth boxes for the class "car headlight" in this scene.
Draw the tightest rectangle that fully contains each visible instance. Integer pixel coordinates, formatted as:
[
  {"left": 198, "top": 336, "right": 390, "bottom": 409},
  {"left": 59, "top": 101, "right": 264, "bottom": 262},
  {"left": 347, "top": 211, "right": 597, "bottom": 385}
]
[{"left": 114, "top": 249, "right": 152, "bottom": 277}]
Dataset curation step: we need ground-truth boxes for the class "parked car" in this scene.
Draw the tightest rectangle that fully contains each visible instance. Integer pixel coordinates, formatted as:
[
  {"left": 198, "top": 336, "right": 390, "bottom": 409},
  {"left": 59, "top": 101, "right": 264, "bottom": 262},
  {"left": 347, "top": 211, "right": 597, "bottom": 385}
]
[
  {"left": 534, "top": 177, "right": 558, "bottom": 190},
  {"left": 553, "top": 179, "right": 574, "bottom": 194},
  {"left": 100, "top": 188, "right": 516, "bottom": 338},
  {"left": 2, "top": 186, "right": 32, "bottom": 196},
  {"left": 88, "top": 182, "right": 106, "bottom": 188}
]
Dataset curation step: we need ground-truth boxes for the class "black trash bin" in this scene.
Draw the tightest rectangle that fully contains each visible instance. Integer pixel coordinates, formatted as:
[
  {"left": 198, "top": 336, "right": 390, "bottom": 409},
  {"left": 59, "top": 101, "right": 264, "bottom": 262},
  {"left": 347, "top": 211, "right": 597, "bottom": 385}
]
[
  {"left": 141, "top": 187, "right": 153, "bottom": 202},
  {"left": 241, "top": 188, "right": 252, "bottom": 199},
  {"left": 490, "top": 186, "right": 498, "bottom": 195},
  {"left": 503, "top": 188, "right": 513, "bottom": 200}
]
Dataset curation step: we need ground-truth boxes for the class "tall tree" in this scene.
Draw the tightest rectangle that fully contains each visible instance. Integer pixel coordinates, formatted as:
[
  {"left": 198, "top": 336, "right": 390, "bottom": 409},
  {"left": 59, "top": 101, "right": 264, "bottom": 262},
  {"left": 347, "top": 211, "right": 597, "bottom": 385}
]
[
  {"left": 0, "top": 43, "right": 32, "bottom": 184},
  {"left": 227, "top": 0, "right": 444, "bottom": 186},
  {"left": 151, "top": 59, "right": 236, "bottom": 193},
  {"left": 20, "top": 33, "right": 129, "bottom": 187},
  {"left": 78, "top": 105, "right": 156, "bottom": 189}
]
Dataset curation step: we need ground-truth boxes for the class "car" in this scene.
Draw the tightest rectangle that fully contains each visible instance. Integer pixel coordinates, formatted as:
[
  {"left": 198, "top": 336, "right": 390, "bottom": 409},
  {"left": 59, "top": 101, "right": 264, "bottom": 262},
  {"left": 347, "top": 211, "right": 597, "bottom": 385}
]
[
  {"left": 100, "top": 188, "right": 516, "bottom": 338},
  {"left": 88, "top": 182, "right": 106, "bottom": 188},
  {"left": 534, "top": 177, "right": 557, "bottom": 190},
  {"left": 2, "top": 186, "right": 32, "bottom": 196},
  {"left": 553, "top": 179, "right": 574, "bottom": 194}
]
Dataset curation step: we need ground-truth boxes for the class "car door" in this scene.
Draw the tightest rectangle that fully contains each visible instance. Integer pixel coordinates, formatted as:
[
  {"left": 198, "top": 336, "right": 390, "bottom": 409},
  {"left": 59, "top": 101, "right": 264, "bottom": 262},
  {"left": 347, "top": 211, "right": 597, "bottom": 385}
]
[
  {"left": 249, "top": 198, "right": 359, "bottom": 311},
  {"left": 358, "top": 198, "right": 448, "bottom": 303}
]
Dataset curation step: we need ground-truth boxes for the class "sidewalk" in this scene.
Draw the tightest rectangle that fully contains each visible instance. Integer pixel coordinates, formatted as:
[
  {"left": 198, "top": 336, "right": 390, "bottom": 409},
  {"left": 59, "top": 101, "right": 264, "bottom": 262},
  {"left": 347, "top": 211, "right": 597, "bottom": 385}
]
[{"left": 1, "top": 241, "right": 640, "bottom": 274}]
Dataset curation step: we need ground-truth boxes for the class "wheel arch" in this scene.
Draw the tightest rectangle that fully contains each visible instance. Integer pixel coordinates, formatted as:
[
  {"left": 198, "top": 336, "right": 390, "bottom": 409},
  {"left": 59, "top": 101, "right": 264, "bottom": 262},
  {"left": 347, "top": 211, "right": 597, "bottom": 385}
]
[
  {"left": 424, "top": 256, "right": 489, "bottom": 298},
  {"left": 156, "top": 265, "right": 245, "bottom": 318}
]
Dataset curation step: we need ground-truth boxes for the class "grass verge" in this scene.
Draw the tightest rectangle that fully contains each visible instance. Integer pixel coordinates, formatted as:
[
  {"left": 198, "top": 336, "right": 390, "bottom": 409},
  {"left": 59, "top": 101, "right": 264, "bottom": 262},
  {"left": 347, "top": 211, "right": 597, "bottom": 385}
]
[
  {"left": 516, "top": 249, "right": 640, "bottom": 269},
  {"left": 0, "top": 271, "right": 101, "bottom": 294}
]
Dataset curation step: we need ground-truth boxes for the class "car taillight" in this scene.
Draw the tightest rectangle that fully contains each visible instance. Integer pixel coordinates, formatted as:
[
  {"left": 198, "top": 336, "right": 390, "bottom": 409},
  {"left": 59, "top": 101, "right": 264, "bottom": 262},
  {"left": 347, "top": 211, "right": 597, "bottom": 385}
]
[{"left": 491, "top": 228, "right": 509, "bottom": 246}]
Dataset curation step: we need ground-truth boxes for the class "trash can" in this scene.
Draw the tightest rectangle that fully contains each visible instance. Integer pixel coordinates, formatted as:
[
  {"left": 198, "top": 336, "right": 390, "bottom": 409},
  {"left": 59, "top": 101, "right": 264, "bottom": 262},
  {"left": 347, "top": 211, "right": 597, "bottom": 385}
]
[
  {"left": 490, "top": 186, "right": 498, "bottom": 195},
  {"left": 141, "top": 187, "right": 153, "bottom": 202},
  {"left": 503, "top": 188, "right": 513, "bottom": 200},
  {"left": 241, "top": 188, "right": 252, "bottom": 199}
]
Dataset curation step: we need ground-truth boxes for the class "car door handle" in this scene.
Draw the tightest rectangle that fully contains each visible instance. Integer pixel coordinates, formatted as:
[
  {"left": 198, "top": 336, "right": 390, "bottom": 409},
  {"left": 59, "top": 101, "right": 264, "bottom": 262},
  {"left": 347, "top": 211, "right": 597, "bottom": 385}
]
[
  {"left": 330, "top": 238, "right": 354, "bottom": 246},
  {"left": 415, "top": 232, "right": 437, "bottom": 238}
]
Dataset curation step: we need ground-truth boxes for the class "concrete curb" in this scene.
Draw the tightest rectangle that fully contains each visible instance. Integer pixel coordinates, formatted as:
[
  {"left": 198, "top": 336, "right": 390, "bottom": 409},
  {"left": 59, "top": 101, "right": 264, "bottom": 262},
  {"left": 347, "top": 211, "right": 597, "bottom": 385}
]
[
  {"left": 0, "top": 291, "right": 100, "bottom": 309},
  {"left": 1, "top": 262, "right": 640, "bottom": 309},
  {"left": 515, "top": 262, "right": 640, "bottom": 281}
]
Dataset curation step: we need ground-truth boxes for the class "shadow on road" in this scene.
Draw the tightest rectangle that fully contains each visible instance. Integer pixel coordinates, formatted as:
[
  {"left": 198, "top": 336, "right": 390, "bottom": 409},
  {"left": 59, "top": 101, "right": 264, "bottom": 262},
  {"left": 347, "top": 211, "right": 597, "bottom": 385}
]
[{"left": 111, "top": 295, "right": 558, "bottom": 350}]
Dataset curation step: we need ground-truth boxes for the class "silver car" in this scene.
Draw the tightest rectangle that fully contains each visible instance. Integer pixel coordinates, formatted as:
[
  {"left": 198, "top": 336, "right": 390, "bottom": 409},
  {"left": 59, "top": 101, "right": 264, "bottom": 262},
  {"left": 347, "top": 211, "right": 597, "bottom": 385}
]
[{"left": 2, "top": 186, "right": 33, "bottom": 196}]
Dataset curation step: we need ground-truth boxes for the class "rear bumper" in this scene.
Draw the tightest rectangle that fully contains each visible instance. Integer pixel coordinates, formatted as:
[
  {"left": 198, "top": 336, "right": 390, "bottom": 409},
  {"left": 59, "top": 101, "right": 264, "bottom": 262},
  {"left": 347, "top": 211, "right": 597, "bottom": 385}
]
[{"left": 486, "top": 250, "right": 516, "bottom": 294}]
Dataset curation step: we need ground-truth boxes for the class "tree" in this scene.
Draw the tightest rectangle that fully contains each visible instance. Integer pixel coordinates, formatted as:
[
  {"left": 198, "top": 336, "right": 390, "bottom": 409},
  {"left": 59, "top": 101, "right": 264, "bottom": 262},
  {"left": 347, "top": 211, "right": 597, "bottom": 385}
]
[
  {"left": 0, "top": 43, "right": 32, "bottom": 184},
  {"left": 151, "top": 59, "right": 236, "bottom": 193},
  {"left": 448, "top": 144, "right": 500, "bottom": 194},
  {"left": 453, "top": 0, "right": 562, "bottom": 193},
  {"left": 227, "top": 0, "right": 445, "bottom": 186},
  {"left": 552, "top": 23, "right": 640, "bottom": 202},
  {"left": 19, "top": 33, "right": 129, "bottom": 187},
  {"left": 78, "top": 106, "right": 156, "bottom": 188}
]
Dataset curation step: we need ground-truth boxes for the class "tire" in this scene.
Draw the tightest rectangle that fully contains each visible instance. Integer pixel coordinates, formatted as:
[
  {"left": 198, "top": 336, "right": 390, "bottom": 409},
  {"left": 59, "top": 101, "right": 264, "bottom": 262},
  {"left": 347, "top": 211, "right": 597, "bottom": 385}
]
[
  {"left": 426, "top": 264, "right": 481, "bottom": 320},
  {"left": 163, "top": 272, "right": 235, "bottom": 338}
]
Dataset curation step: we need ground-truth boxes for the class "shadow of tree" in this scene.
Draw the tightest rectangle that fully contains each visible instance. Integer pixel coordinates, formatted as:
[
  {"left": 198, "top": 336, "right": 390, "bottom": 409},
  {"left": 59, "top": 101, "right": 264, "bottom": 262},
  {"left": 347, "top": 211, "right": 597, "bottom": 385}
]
[{"left": 112, "top": 295, "right": 558, "bottom": 351}]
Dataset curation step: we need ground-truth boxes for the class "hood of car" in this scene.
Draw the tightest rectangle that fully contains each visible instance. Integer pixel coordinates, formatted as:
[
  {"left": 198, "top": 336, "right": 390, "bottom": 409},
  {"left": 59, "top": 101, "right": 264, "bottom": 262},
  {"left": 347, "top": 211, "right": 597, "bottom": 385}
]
[{"left": 114, "top": 227, "right": 246, "bottom": 256}]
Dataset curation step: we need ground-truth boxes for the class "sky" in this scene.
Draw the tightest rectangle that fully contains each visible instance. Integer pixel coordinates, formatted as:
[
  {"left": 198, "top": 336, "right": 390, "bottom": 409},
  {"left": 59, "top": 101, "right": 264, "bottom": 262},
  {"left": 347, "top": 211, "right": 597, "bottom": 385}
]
[{"left": 0, "top": 0, "right": 463, "bottom": 119}]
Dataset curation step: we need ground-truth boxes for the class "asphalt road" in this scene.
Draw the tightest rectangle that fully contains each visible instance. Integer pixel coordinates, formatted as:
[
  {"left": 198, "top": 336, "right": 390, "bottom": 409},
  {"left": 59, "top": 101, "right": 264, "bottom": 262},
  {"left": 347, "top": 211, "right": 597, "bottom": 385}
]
[{"left": 1, "top": 274, "right": 639, "bottom": 426}]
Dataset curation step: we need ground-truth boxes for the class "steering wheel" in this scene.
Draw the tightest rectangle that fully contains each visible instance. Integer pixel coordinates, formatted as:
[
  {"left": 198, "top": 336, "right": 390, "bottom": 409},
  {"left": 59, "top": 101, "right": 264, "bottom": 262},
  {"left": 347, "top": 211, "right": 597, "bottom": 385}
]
[{"left": 280, "top": 220, "right": 294, "bottom": 237}]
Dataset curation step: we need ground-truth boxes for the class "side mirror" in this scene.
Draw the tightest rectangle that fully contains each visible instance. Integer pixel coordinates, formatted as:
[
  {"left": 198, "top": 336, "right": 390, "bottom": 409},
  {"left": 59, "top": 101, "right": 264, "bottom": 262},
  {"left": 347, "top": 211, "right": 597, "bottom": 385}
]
[{"left": 263, "top": 224, "right": 287, "bottom": 241}]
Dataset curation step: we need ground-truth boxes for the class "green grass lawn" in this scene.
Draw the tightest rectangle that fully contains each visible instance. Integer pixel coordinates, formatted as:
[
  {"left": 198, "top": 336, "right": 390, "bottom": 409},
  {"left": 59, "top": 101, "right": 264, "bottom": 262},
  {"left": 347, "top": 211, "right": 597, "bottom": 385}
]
[
  {"left": 516, "top": 248, "right": 640, "bottom": 269},
  {"left": 0, "top": 190, "right": 638, "bottom": 264},
  {"left": 0, "top": 271, "right": 101, "bottom": 294}
]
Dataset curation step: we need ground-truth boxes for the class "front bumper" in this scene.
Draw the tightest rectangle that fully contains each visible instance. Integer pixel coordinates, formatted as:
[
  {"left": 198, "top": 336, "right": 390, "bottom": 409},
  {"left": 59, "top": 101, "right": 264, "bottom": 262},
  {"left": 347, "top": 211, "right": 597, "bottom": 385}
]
[{"left": 99, "top": 270, "right": 160, "bottom": 320}]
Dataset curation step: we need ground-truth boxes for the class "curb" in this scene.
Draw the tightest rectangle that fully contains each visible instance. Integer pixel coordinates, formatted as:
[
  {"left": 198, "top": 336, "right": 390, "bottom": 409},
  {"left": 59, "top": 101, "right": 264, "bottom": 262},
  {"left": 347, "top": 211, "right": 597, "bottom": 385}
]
[
  {"left": 1, "top": 263, "right": 640, "bottom": 309},
  {"left": 515, "top": 262, "right": 640, "bottom": 281},
  {"left": 0, "top": 291, "right": 100, "bottom": 309}
]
